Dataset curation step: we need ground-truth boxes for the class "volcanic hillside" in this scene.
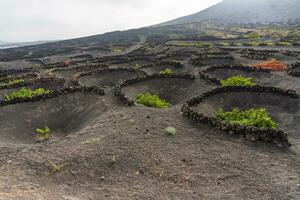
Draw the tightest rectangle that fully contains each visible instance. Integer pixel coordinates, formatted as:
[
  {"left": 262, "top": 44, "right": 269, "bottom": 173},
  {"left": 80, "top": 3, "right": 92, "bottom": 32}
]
[
  {"left": 161, "top": 0, "right": 300, "bottom": 25},
  {"left": 0, "top": 19, "right": 299, "bottom": 199}
]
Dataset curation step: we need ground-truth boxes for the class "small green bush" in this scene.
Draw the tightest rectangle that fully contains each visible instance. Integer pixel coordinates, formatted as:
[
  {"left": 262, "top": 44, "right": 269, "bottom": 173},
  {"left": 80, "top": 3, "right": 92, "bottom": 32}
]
[
  {"left": 51, "top": 164, "right": 63, "bottom": 172},
  {"left": 160, "top": 68, "right": 174, "bottom": 75},
  {"left": 275, "top": 42, "right": 291, "bottom": 46},
  {"left": 111, "top": 155, "right": 120, "bottom": 165},
  {"left": 259, "top": 42, "right": 274, "bottom": 46},
  {"left": 9, "top": 79, "right": 25, "bottom": 85},
  {"left": 133, "top": 63, "right": 141, "bottom": 69},
  {"left": 36, "top": 126, "right": 51, "bottom": 140},
  {"left": 242, "top": 41, "right": 260, "bottom": 46},
  {"left": 137, "top": 92, "right": 170, "bottom": 108},
  {"left": 33, "top": 64, "right": 41, "bottom": 69},
  {"left": 220, "top": 75, "right": 257, "bottom": 87},
  {"left": 242, "top": 33, "right": 261, "bottom": 39},
  {"left": 217, "top": 108, "right": 278, "bottom": 129},
  {"left": 0, "top": 79, "right": 25, "bottom": 87},
  {"left": 4, "top": 87, "right": 50, "bottom": 101},
  {"left": 112, "top": 48, "right": 124, "bottom": 53}
]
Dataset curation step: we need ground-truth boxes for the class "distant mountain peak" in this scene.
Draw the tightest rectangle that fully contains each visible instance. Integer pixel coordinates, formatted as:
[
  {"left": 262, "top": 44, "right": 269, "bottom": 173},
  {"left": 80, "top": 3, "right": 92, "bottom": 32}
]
[{"left": 160, "top": 0, "right": 300, "bottom": 26}]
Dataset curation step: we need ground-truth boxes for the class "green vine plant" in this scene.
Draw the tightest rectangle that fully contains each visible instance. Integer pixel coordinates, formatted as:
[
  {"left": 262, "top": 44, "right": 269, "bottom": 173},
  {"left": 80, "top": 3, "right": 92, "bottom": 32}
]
[
  {"left": 159, "top": 68, "right": 174, "bottom": 75},
  {"left": 133, "top": 63, "right": 141, "bottom": 69},
  {"left": 220, "top": 75, "right": 257, "bottom": 87},
  {"left": 111, "top": 155, "right": 120, "bottom": 165},
  {"left": 36, "top": 126, "right": 51, "bottom": 141},
  {"left": 217, "top": 108, "right": 278, "bottom": 129},
  {"left": 51, "top": 163, "right": 63, "bottom": 172},
  {"left": 176, "top": 41, "right": 211, "bottom": 47},
  {"left": 0, "top": 79, "right": 25, "bottom": 87},
  {"left": 136, "top": 92, "right": 170, "bottom": 108},
  {"left": 33, "top": 64, "right": 41, "bottom": 69},
  {"left": 4, "top": 87, "right": 51, "bottom": 101}
]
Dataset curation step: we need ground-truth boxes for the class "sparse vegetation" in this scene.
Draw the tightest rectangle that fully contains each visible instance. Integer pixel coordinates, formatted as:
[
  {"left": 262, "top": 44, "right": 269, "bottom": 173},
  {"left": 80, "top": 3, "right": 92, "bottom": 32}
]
[
  {"left": 142, "top": 43, "right": 153, "bottom": 53},
  {"left": 1, "top": 1, "right": 300, "bottom": 198},
  {"left": 4, "top": 87, "right": 51, "bottom": 101},
  {"left": 112, "top": 47, "right": 125, "bottom": 53},
  {"left": 133, "top": 63, "right": 141, "bottom": 69},
  {"left": 137, "top": 92, "right": 170, "bottom": 108},
  {"left": 217, "top": 108, "right": 278, "bottom": 129},
  {"left": 36, "top": 126, "right": 51, "bottom": 140},
  {"left": 275, "top": 42, "right": 291, "bottom": 46},
  {"left": 51, "top": 164, "right": 63, "bottom": 172},
  {"left": 1, "top": 5, "right": 300, "bottom": 198},
  {"left": 111, "top": 155, "right": 120, "bottom": 165},
  {"left": 45, "top": 69, "right": 51, "bottom": 75},
  {"left": 175, "top": 41, "right": 211, "bottom": 47},
  {"left": 33, "top": 64, "right": 41, "bottom": 69},
  {"left": 259, "top": 41, "right": 274, "bottom": 46},
  {"left": 242, "top": 41, "right": 260, "bottom": 46},
  {"left": 0, "top": 79, "right": 25, "bottom": 87},
  {"left": 242, "top": 33, "right": 261, "bottom": 39},
  {"left": 220, "top": 75, "right": 257, "bottom": 87},
  {"left": 159, "top": 68, "right": 174, "bottom": 75}
]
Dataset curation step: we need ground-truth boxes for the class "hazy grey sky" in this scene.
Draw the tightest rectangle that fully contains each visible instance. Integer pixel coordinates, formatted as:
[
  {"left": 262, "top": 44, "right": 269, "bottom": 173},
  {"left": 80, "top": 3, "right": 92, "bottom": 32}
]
[{"left": 0, "top": 0, "right": 221, "bottom": 42}]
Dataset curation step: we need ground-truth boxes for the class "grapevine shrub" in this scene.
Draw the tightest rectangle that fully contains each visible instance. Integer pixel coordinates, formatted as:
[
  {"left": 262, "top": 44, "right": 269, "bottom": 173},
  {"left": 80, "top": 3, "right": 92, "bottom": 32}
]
[
  {"left": 217, "top": 108, "right": 278, "bottom": 129},
  {"left": 4, "top": 87, "right": 51, "bottom": 101},
  {"left": 160, "top": 68, "right": 174, "bottom": 75},
  {"left": 176, "top": 41, "right": 211, "bottom": 47},
  {"left": 220, "top": 75, "right": 257, "bottom": 87},
  {"left": 36, "top": 126, "right": 51, "bottom": 140},
  {"left": 0, "top": 79, "right": 25, "bottom": 87},
  {"left": 137, "top": 92, "right": 170, "bottom": 108}
]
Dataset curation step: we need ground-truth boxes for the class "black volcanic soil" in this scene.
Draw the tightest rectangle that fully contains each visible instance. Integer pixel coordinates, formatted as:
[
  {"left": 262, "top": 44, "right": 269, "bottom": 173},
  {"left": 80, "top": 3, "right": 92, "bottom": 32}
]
[
  {"left": 50, "top": 65, "right": 107, "bottom": 80},
  {"left": 0, "top": 23, "right": 299, "bottom": 200},
  {"left": 78, "top": 69, "right": 143, "bottom": 88},
  {"left": 208, "top": 68, "right": 272, "bottom": 81},
  {"left": 0, "top": 92, "right": 107, "bottom": 145},
  {"left": 1, "top": 97, "right": 299, "bottom": 200},
  {"left": 141, "top": 63, "right": 191, "bottom": 75},
  {"left": 52, "top": 68, "right": 80, "bottom": 80},
  {"left": 122, "top": 77, "right": 210, "bottom": 105}
]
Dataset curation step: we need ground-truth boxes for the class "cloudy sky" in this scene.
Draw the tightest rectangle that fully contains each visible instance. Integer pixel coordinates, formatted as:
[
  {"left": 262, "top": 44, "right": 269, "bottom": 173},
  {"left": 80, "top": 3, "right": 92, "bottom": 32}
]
[{"left": 0, "top": 0, "right": 221, "bottom": 43}]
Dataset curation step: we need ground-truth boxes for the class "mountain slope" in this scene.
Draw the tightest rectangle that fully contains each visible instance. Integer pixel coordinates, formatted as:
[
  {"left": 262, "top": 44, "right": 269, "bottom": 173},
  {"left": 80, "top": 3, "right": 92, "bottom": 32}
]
[{"left": 161, "top": 0, "right": 300, "bottom": 25}]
